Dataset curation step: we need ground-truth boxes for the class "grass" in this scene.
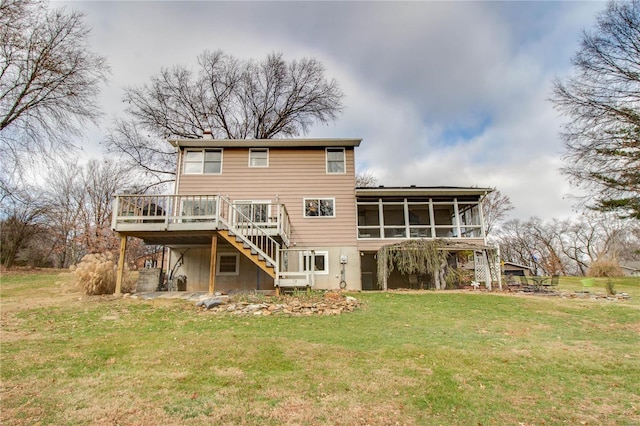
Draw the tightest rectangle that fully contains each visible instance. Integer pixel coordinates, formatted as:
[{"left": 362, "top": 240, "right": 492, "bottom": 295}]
[{"left": 1, "top": 270, "right": 639, "bottom": 425}]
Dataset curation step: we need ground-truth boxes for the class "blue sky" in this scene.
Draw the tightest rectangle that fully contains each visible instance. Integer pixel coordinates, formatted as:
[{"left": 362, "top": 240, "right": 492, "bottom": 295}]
[{"left": 60, "top": 0, "right": 607, "bottom": 221}]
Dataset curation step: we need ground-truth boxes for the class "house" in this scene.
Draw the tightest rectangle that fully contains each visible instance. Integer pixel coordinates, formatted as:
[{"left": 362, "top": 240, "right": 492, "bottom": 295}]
[
  {"left": 502, "top": 261, "right": 533, "bottom": 277},
  {"left": 111, "top": 137, "right": 498, "bottom": 293},
  {"left": 620, "top": 261, "right": 640, "bottom": 277}
]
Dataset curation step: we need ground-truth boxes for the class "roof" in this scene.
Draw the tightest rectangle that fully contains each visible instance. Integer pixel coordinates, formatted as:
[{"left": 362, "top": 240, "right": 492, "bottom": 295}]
[
  {"left": 355, "top": 186, "right": 493, "bottom": 197},
  {"left": 168, "top": 137, "right": 362, "bottom": 148},
  {"left": 620, "top": 261, "right": 640, "bottom": 271},
  {"left": 503, "top": 261, "right": 533, "bottom": 271}
]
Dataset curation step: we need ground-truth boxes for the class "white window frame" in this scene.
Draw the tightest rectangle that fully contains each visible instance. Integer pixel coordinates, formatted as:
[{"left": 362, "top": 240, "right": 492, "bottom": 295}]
[
  {"left": 303, "top": 197, "right": 336, "bottom": 218},
  {"left": 326, "top": 148, "right": 346, "bottom": 174},
  {"left": 216, "top": 253, "right": 239, "bottom": 275},
  {"left": 300, "top": 250, "right": 329, "bottom": 275},
  {"left": 183, "top": 149, "right": 223, "bottom": 174},
  {"left": 248, "top": 148, "right": 269, "bottom": 167}
]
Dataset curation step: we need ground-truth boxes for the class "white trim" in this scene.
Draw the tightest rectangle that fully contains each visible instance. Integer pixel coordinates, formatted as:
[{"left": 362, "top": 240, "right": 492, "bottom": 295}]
[
  {"left": 326, "top": 147, "right": 346, "bottom": 174},
  {"left": 303, "top": 197, "right": 336, "bottom": 218},
  {"left": 183, "top": 148, "right": 223, "bottom": 174},
  {"left": 248, "top": 148, "right": 269, "bottom": 167},
  {"left": 216, "top": 252, "right": 239, "bottom": 275},
  {"left": 300, "top": 250, "right": 329, "bottom": 275}
]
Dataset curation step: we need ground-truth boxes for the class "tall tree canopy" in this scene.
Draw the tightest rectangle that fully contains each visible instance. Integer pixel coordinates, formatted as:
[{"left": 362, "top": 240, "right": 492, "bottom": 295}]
[
  {"left": 108, "top": 50, "right": 344, "bottom": 185},
  {"left": 552, "top": 0, "right": 640, "bottom": 219},
  {"left": 0, "top": 0, "right": 108, "bottom": 157}
]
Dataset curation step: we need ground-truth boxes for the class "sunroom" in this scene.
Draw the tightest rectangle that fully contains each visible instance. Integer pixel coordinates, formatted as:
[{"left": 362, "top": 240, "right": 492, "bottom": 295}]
[{"left": 355, "top": 186, "right": 491, "bottom": 241}]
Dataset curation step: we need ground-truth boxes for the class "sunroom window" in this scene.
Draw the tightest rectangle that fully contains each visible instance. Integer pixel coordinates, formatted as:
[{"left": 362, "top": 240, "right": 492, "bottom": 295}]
[{"left": 356, "top": 198, "right": 483, "bottom": 239}]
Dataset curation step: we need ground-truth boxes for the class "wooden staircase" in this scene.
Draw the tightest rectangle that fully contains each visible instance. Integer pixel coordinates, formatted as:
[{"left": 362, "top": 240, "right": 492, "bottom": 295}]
[
  {"left": 217, "top": 196, "right": 281, "bottom": 281},
  {"left": 217, "top": 229, "right": 276, "bottom": 279}
]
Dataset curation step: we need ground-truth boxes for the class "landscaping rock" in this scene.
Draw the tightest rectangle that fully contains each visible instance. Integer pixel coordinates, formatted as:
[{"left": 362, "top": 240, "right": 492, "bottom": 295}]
[
  {"left": 195, "top": 292, "right": 360, "bottom": 316},
  {"left": 196, "top": 296, "right": 229, "bottom": 309}
]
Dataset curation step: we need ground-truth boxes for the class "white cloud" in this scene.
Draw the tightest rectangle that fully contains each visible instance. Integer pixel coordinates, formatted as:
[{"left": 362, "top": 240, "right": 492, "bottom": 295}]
[{"left": 57, "top": 0, "right": 607, "bottom": 222}]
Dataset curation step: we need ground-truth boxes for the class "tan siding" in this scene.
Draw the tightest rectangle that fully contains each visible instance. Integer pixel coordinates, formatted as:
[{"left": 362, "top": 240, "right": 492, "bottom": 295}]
[{"left": 177, "top": 147, "right": 358, "bottom": 246}]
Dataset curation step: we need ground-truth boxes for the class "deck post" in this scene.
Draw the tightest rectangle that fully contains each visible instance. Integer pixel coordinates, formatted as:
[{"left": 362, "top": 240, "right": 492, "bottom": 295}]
[
  {"left": 209, "top": 234, "right": 218, "bottom": 294},
  {"left": 115, "top": 235, "right": 127, "bottom": 295}
]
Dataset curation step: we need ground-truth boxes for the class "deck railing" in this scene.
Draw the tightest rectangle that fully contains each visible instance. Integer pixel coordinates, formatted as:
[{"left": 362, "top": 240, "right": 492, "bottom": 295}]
[{"left": 111, "top": 194, "right": 290, "bottom": 244}]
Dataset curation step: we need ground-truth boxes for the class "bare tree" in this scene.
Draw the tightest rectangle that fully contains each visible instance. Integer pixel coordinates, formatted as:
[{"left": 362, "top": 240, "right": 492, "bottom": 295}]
[
  {"left": 496, "top": 213, "right": 639, "bottom": 276},
  {"left": 0, "top": 186, "right": 47, "bottom": 268},
  {"left": 552, "top": 0, "right": 640, "bottom": 219},
  {"left": 42, "top": 161, "right": 86, "bottom": 268},
  {"left": 106, "top": 119, "right": 178, "bottom": 187},
  {"left": 1, "top": 158, "right": 139, "bottom": 268},
  {"left": 79, "top": 159, "right": 140, "bottom": 253},
  {"left": 0, "top": 0, "right": 108, "bottom": 161},
  {"left": 498, "top": 219, "right": 542, "bottom": 274},
  {"left": 355, "top": 171, "right": 378, "bottom": 188},
  {"left": 481, "top": 188, "right": 514, "bottom": 236},
  {"left": 109, "top": 50, "right": 344, "bottom": 185}
]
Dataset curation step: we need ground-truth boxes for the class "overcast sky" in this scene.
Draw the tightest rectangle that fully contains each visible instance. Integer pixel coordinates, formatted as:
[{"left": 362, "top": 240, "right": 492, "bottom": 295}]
[{"left": 60, "top": 0, "right": 607, "bottom": 222}]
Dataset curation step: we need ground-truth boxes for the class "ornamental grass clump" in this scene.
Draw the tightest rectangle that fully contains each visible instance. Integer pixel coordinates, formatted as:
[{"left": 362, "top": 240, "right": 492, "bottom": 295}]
[
  {"left": 587, "top": 258, "right": 623, "bottom": 278},
  {"left": 72, "top": 253, "right": 133, "bottom": 295}
]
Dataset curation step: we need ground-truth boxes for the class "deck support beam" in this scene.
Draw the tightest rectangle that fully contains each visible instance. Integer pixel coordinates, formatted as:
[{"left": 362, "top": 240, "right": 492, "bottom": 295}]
[
  {"left": 209, "top": 234, "right": 218, "bottom": 294},
  {"left": 115, "top": 235, "right": 127, "bottom": 295}
]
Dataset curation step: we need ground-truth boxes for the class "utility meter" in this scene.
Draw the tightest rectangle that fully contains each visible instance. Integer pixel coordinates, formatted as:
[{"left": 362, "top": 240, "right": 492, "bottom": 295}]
[{"left": 340, "top": 255, "right": 348, "bottom": 264}]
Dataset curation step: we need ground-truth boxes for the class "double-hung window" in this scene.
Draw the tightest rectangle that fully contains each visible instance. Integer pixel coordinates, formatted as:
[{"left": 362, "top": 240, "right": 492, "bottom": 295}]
[
  {"left": 183, "top": 149, "right": 222, "bottom": 174},
  {"left": 304, "top": 198, "right": 335, "bottom": 217},
  {"left": 326, "top": 148, "right": 345, "bottom": 174},
  {"left": 249, "top": 148, "right": 268, "bottom": 167}
]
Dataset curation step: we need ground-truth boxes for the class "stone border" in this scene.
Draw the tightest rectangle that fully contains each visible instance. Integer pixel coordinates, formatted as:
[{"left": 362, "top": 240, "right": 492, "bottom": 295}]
[{"left": 195, "top": 293, "right": 360, "bottom": 316}]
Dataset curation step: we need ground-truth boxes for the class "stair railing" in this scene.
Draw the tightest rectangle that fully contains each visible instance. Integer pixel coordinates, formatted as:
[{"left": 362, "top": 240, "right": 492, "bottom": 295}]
[{"left": 217, "top": 196, "right": 280, "bottom": 277}]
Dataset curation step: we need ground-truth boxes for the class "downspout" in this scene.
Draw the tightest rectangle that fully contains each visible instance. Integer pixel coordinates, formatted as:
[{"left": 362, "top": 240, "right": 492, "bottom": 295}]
[
  {"left": 170, "top": 142, "right": 183, "bottom": 224},
  {"left": 174, "top": 142, "right": 182, "bottom": 195}
]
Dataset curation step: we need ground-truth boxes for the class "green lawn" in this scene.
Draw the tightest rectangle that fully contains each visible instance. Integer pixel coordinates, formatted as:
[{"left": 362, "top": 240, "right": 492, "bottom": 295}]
[{"left": 1, "top": 270, "right": 639, "bottom": 425}]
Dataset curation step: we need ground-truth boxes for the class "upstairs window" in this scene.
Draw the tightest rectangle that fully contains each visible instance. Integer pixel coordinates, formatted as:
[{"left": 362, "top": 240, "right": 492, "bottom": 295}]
[
  {"left": 183, "top": 149, "right": 222, "bottom": 174},
  {"left": 304, "top": 198, "right": 335, "bottom": 217},
  {"left": 249, "top": 148, "right": 269, "bottom": 167},
  {"left": 326, "top": 148, "right": 345, "bottom": 174}
]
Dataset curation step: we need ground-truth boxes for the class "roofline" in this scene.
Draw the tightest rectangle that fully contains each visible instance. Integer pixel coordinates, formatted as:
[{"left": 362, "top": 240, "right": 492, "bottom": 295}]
[
  {"left": 503, "top": 261, "right": 533, "bottom": 270},
  {"left": 168, "top": 138, "right": 362, "bottom": 148},
  {"left": 355, "top": 186, "right": 494, "bottom": 197}
]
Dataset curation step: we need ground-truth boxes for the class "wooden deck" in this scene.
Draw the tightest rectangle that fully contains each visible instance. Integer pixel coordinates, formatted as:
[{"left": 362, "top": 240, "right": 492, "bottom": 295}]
[{"left": 112, "top": 194, "right": 290, "bottom": 246}]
